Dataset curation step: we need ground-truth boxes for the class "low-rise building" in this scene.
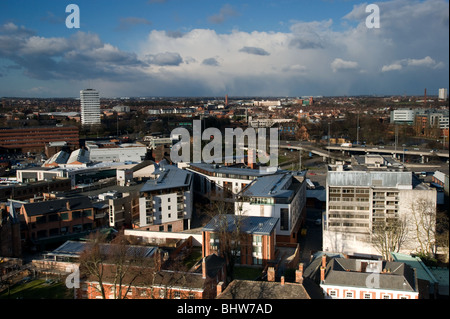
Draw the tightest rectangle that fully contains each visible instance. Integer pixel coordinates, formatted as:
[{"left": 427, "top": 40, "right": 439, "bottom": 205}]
[
  {"left": 304, "top": 253, "right": 420, "bottom": 299},
  {"left": 19, "top": 196, "right": 94, "bottom": 250},
  {"left": 202, "top": 214, "right": 278, "bottom": 267}
]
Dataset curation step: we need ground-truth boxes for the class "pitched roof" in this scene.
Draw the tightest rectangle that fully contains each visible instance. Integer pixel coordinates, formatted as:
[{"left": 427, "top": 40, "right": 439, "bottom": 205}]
[
  {"left": 322, "top": 258, "right": 417, "bottom": 292},
  {"left": 217, "top": 279, "right": 313, "bottom": 299},
  {"left": 22, "top": 196, "right": 93, "bottom": 216}
]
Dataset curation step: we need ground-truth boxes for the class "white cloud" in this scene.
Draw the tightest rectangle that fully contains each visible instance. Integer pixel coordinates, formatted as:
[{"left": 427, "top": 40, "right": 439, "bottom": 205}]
[
  {"left": 382, "top": 56, "right": 444, "bottom": 72},
  {"left": 331, "top": 58, "right": 359, "bottom": 72}
]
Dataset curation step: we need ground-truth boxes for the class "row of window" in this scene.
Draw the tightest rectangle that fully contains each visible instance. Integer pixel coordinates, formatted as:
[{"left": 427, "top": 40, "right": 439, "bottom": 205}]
[
  {"left": 328, "top": 290, "right": 410, "bottom": 299},
  {"left": 34, "top": 209, "right": 92, "bottom": 224},
  {"left": 33, "top": 223, "right": 93, "bottom": 239}
]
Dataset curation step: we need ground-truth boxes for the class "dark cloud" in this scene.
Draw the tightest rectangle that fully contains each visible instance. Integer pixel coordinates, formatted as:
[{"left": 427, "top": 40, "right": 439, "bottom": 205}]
[
  {"left": 202, "top": 57, "right": 220, "bottom": 66},
  {"left": 0, "top": 23, "right": 147, "bottom": 81},
  {"left": 239, "top": 46, "right": 270, "bottom": 56},
  {"left": 208, "top": 4, "right": 239, "bottom": 24},
  {"left": 146, "top": 52, "right": 183, "bottom": 66}
]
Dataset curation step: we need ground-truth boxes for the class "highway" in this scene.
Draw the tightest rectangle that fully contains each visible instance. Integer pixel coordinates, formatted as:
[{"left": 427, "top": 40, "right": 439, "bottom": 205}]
[{"left": 279, "top": 141, "right": 449, "bottom": 160}]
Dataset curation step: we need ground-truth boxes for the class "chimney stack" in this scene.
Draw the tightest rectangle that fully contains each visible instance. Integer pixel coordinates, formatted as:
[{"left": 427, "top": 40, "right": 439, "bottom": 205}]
[
  {"left": 216, "top": 281, "right": 224, "bottom": 297},
  {"left": 320, "top": 266, "right": 325, "bottom": 283},
  {"left": 267, "top": 267, "right": 275, "bottom": 282},
  {"left": 66, "top": 201, "right": 71, "bottom": 211},
  {"left": 321, "top": 254, "right": 327, "bottom": 268},
  {"left": 281, "top": 276, "right": 285, "bottom": 286},
  {"left": 295, "top": 263, "right": 304, "bottom": 284},
  {"left": 202, "top": 257, "right": 207, "bottom": 279}
]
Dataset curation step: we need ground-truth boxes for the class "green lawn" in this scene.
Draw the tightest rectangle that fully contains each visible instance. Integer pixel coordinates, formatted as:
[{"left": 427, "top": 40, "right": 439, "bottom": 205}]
[
  {"left": 233, "top": 266, "right": 263, "bottom": 280},
  {"left": 0, "top": 278, "right": 73, "bottom": 299}
]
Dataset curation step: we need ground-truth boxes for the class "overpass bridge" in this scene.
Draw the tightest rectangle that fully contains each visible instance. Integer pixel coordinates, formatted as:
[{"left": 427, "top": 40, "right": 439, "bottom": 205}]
[{"left": 279, "top": 141, "right": 449, "bottom": 163}]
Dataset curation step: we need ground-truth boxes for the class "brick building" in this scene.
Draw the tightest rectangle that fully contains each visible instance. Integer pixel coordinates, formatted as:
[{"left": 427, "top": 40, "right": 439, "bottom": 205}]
[
  {"left": 202, "top": 215, "right": 278, "bottom": 267},
  {"left": 304, "top": 253, "right": 420, "bottom": 299},
  {"left": 19, "top": 196, "right": 94, "bottom": 250},
  {"left": 77, "top": 253, "right": 226, "bottom": 299},
  {"left": 0, "top": 126, "right": 79, "bottom": 154}
]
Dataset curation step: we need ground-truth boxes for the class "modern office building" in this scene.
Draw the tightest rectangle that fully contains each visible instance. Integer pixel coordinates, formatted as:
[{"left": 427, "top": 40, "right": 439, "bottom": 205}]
[
  {"left": 323, "top": 171, "right": 437, "bottom": 256},
  {"left": 80, "top": 89, "right": 101, "bottom": 126}
]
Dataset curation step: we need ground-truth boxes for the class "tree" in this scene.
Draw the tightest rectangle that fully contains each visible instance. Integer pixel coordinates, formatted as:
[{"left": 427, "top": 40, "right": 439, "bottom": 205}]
[
  {"left": 410, "top": 198, "right": 437, "bottom": 256},
  {"left": 371, "top": 216, "right": 408, "bottom": 261},
  {"left": 78, "top": 231, "right": 157, "bottom": 299},
  {"left": 204, "top": 191, "right": 246, "bottom": 281}
]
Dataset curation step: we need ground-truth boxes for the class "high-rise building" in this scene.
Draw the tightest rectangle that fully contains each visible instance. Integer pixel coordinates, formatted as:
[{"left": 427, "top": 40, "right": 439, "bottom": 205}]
[
  {"left": 80, "top": 89, "right": 101, "bottom": 125},
  {"left": 439, "top": 88, "right": 448, "bottom": 100}
]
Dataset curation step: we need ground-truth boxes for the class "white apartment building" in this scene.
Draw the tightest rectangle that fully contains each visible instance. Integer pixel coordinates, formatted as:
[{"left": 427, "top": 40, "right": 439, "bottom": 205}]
[
  {"left": 323, "top": 171, "right": 437, "bottom": 256},
  {"left": 237, "top": 171, "right": 307, "bottom": 244},
  {"left": 80, "top": 89, "right": 101, "bottom": 125},
  {"left": 390, "top": 109, "right": 416, "bottom": 124},
  {"left": 85, "top": 142, "right": 147, "bottom": 163},
  {"left": 186, "top": 163, "right": 265, "bottom": 197},
  {"left": 138, "top": 164, "right": 193, "bottom": 232},
  {"left": 439, "top": 88, "right": 448, "bottom": 100}
]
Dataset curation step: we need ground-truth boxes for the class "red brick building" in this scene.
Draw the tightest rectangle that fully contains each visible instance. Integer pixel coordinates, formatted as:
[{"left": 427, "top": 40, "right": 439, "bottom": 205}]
[
  {"left": 0, "top": 126, "right": 79, "bottom": 154},
  {"left": 20, "top": 196, "right": 94, "bottom": 249},
  {"left": 76, "top": 254, "right": 226, "bottom": 299},
  {"left": 202, "top": 215, "right": 278, "bottom": 267}
]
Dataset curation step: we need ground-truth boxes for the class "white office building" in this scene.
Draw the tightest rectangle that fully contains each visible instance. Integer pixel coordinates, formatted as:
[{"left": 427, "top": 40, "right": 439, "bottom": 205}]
[
  {"left": 439, "top": 88, "right": 448, "bottom": 100},
  {"left": 323, "top": 171, "right": 437, "bottom": 257},
  {"left": 80, "top": 89, "right": 101, "bottom": 125}
]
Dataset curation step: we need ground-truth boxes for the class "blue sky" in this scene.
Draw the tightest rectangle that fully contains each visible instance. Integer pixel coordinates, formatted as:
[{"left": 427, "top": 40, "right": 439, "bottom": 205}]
[{"left": 0, "top": 0, "right": 448, "bottom": 97}]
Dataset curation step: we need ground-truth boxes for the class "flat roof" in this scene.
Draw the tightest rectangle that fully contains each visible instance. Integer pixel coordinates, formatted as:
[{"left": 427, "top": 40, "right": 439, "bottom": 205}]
[
  {"left": 140, "top": 165, "right": 192, "bottom": 192},
  {"left": 203, "top": 214, "right": 279, "bottom": 236}
]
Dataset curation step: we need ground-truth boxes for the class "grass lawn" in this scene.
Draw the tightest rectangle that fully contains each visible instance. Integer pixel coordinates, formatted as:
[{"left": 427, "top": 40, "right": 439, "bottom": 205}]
[
  {"left": 0, "top": 278, "right": 73, "bottom": 299},
  {"left": 233, "top": 266, "right": 263, "bottom": 280}
]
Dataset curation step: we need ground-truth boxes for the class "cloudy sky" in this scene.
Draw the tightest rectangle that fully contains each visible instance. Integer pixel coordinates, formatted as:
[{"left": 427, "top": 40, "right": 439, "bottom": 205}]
[{"left": 0, "top": 0, "right": 448, "bottom": 98}]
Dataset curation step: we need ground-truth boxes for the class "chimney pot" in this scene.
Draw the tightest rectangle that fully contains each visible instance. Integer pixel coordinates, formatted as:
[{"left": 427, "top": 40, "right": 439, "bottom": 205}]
[
  {"left": 321, "top": 254, "right": 327, "bottom": 268},
  {"left": 281, "top": 276, "right": 285, "bottom": 285}
]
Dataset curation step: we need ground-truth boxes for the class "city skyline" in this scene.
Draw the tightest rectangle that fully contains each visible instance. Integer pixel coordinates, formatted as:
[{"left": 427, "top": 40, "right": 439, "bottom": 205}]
[{"left": 0, "top": 0, "right": 449, "bottom": 98}]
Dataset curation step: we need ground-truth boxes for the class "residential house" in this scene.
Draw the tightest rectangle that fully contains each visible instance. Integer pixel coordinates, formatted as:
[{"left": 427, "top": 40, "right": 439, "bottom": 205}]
[{"left": 304, "top": 253, "right": 420, "bottom": 299}]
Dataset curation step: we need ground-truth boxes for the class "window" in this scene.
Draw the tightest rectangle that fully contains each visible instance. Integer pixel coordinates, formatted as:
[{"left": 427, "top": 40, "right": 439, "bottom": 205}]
[
  {"left": 48, "top": 214, "right": 59, "bottom": 222},
  {"left": 329, "top": 290, "right": 337, "bottom": 298},
  {"left": 364, "top": 293, "right": 372, "bottom": 299},
  {"left": 72, "top": 211, "right": 82, "bottom": 219},
  {"left": 382, "top": 294, "right": 391, "bottom": 299},
  {"left": 345, "top": 291, "right": 354, "bottom": 299},
  {"left": 83, "top": 209, "right": 92, "bottom": 217},
  {"left": 174, "top": 291, "right": 181, "bottom": 299},
  {"left": 36, "top": 216, "right": 47, "bottom": 224},
  {"left": 280, "top": 208, "right": 289, "bottom": 230},
  {"left": 159, "top": 289, "right": 166, "bottom": 299}
]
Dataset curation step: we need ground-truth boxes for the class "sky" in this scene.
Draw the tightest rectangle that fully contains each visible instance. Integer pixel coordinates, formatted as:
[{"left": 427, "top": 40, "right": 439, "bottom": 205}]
[{"left": 0, "top": 0, "right": 448, "bottom": 98}]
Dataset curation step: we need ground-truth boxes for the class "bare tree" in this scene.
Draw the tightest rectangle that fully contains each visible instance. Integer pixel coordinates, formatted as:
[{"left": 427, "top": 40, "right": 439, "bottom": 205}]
[
  {"left": 78, "top": 231, "right": 156, "bottom": 299},
  {"left": 371, "top": 215, "right": 408, "bottom": 261},
  {"left": 410, "top": 198, "right": 436, "bottom": 256}
]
